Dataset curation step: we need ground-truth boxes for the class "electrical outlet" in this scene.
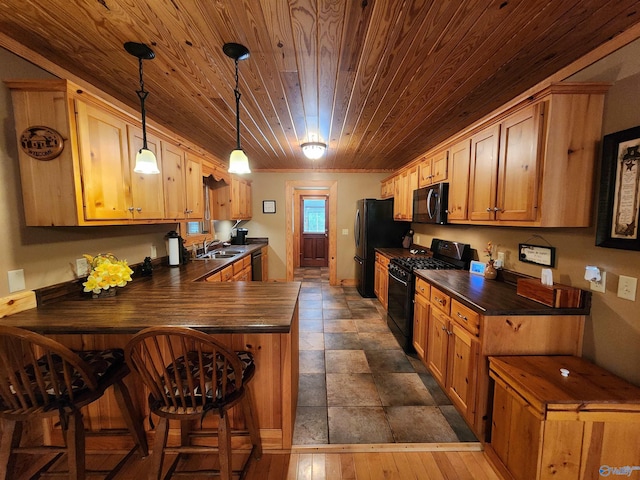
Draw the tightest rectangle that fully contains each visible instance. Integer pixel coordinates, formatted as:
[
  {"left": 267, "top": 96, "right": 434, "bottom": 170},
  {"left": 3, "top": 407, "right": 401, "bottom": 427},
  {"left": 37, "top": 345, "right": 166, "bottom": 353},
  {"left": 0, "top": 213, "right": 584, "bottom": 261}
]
[
  {"left": 8, "top": 269, "right": 26, "bottom": 293},
  {"left": 150, "top": 245, "right": 157, "bottom": 259},
  {"left": 495, "top": 251, "right": 505, "bottom": 269},
  {"left": 590, "top": 271, "right": 606, "bottom": 293},
  {"left": 617, "top": 275, "right": 637, "bottom": 301},
  {"left": 76, "top": 258, "right": 90, "bottom": 277}
]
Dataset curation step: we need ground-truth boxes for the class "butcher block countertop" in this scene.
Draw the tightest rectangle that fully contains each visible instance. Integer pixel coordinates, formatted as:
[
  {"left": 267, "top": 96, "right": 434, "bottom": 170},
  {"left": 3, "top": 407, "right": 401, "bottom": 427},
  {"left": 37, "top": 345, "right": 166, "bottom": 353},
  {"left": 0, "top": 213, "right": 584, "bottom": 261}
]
[
  {"left": 2, "top": 243, "right": 301, "bottom": 335},
  {"left": 415, "top": 270, "right": 591, "bottom": 316}
]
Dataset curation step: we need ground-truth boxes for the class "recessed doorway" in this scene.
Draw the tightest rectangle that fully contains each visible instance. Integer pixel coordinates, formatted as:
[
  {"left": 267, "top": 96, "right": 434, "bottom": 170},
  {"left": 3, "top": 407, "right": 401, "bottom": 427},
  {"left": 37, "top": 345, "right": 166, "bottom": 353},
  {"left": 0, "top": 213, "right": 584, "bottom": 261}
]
[{"left": 300, "top": 195, "right": 329, "bottom": 267}]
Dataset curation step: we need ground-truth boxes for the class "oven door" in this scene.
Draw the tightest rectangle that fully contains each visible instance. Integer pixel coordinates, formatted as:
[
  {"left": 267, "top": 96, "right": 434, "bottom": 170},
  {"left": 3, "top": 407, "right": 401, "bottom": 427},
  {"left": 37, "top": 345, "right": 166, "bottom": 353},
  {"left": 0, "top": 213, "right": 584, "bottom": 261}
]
[{"left": 387, "top": 267, "right": 415, "bottom": 353}]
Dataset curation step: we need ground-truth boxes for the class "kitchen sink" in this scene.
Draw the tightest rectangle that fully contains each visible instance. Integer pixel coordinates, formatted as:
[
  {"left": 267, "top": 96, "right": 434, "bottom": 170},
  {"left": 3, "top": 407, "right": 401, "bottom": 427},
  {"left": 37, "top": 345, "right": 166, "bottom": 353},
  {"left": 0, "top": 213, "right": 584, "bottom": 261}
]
[
  {"left": 194, "top": 252, "right": 237, "bottom": 260},
  {"left": 215, "top": 250, "right": 241, "bottom": 255}
]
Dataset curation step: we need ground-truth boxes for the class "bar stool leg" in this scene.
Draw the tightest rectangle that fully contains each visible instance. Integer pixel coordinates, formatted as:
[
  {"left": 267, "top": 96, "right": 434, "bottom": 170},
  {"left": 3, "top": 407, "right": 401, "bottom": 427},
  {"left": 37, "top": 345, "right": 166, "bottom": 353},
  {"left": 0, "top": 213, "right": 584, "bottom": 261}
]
[
  {"left": 150, "top": 417, "right": 169, "bottom": 480},
  {"left": 113, "top": 380, "right": 149, "bottom": 456},
  {"left": 242, "top": 385, "right": 262, "bottom": 459},
  {"left": 0, "top": 419, "right": 22, "bottom": 480},
  {"left": 66, "top": 410, "right": 85, "bottom": 480},
  {"left": 218, "top": 412, "right": 232, "bottom": 480}
]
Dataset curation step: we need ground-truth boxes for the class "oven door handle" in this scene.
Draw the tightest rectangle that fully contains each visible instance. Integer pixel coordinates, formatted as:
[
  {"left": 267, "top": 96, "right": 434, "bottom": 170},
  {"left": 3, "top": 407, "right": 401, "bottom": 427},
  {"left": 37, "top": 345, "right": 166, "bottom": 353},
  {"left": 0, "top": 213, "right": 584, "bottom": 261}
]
[{"left": 388, "top": 271, "right": 408, "bottom": 287}]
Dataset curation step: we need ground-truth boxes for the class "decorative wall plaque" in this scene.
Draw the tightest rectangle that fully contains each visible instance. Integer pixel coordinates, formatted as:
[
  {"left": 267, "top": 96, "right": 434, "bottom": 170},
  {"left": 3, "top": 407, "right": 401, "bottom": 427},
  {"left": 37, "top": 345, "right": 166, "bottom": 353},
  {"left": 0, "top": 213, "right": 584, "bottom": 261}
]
[{"left": 19, "top": 126, "right": 64, "bottom": 160}]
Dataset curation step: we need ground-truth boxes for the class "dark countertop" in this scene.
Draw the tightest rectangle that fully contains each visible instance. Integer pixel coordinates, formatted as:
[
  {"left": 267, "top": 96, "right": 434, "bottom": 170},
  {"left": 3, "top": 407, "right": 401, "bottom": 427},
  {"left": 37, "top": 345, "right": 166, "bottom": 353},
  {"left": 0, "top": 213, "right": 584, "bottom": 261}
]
[
  {"left": 375, "top": 247, "right": 431, "bottom": 259},
  {"left": 3, "top": 242, "right": 302, "bottom": 335},
  {"left": 415, "top": 270, "right": 591, "bottom": 316}
]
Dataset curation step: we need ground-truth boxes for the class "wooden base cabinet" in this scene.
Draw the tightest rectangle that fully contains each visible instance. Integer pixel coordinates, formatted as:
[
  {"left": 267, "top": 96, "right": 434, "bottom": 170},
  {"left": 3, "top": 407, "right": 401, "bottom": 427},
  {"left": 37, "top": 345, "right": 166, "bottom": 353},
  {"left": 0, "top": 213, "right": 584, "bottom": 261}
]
[
  {"left": 374, "top": 253, "right": 391, "bottom": 310},
  {"left": 412, "top": 277, "right": 430, "bottom": 360},
  {"left": 485, "top": 356, "right": 640, "bottom": 480}
]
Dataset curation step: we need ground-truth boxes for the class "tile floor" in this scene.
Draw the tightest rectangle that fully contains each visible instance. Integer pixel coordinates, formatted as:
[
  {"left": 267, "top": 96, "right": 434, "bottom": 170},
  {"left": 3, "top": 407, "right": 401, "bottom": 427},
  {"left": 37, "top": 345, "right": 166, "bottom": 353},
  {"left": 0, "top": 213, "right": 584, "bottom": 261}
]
[{"left": 292, "top": 267, "right": 478, "bottom": 445}]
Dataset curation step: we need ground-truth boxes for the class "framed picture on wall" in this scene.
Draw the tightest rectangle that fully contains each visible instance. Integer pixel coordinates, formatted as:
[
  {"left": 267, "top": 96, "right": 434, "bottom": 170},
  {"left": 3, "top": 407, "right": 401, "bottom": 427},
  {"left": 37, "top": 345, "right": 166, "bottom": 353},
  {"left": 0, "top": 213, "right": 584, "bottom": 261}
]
[
  {"left": 596, "top": 125, "right": 640, "bottom": 250},
  {"left": 263, "top": 200, "right": 276, "bottom": 214}
]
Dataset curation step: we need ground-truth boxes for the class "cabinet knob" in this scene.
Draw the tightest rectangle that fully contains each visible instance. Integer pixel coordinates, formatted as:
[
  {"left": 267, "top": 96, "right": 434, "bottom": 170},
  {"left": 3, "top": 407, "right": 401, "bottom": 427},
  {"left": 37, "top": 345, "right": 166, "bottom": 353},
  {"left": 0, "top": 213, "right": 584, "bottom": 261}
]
[
  {"left": 456, "top": 312, "right": 468, "bottom": 322},
  {"left": 493, "top": 207, "right": 501, "bottom": 212},
  {"left": 136, "top": 207, "right": 142, "bottom": 212},
  {"left": 128, "top": 207, "right": 135, "bottom": 212},
  {"left": 486, "top": 207, "right": 492, "bottom": 212}
]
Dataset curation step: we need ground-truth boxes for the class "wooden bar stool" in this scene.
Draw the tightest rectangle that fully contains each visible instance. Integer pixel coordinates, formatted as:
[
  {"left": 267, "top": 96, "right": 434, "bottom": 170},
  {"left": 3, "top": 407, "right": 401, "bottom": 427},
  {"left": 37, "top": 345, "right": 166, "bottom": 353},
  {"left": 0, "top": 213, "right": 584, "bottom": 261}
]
[
  {"left": 124, "top": 326, "right": 262, "bottom": 480},
  {"left": 0, "top": 325, "right": 148, "bottom": 480}
]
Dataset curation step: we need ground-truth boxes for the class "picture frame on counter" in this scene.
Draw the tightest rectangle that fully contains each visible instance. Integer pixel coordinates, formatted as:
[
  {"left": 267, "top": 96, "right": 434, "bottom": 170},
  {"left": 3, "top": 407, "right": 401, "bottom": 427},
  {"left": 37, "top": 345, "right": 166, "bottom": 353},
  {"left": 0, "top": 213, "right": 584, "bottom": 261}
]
[
  {"left": 262, "top": 200, "right": 276, "bottom": 214},
  {"left": 596, "top": 125, "right": 640, "bottom": 251}
]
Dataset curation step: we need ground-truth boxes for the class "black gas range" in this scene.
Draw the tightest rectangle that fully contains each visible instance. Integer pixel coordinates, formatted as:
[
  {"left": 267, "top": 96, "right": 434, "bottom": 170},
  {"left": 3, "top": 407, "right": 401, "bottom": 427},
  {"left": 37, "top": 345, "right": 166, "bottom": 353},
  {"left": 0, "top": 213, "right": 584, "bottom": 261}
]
[{"left": 387, "top": 238, "right": 472, "bottom": 353}]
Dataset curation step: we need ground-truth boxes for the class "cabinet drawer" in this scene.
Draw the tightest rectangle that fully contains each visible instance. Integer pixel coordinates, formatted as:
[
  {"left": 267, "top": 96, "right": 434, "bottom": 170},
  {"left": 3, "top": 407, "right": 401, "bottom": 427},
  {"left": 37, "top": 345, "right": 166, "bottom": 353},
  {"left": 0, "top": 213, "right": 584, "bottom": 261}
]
[
  {"left": 233, "top": 259, "right": 245, "bottom": 276},
  {"left": 376, "top": 253, "right": 390, "bottom": 268},
  {"left": 430, "top": 287, "right": 450, "bottom": 315},
  {"left": 205, "top": 271, "right": 221, "bottom": 282},
  {"left": 415, "top": 277, "right": 430, "bottom": 298},
  {"left": 451, "top": 300, "right": 480, "bottom": 336},
  {"left": 221, "top": 265, "right": 234, "bottom": 282},
  {"left": 243, "top": 255, "right": 252, "bottom": 269}
]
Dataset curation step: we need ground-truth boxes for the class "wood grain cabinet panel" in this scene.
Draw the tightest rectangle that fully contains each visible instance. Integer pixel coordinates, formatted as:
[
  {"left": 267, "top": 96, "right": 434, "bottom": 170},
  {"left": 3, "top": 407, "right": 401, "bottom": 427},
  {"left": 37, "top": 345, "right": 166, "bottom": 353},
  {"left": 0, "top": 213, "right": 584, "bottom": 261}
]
[
  {"left": 446, "top": 138, "right": 471, "bottom": 221},
  {"left": 6, "top": 79, "right": 210, "bottom": 226},
  {"left": 412, "top": 277, "right": 430, "bottom": 360},
  {"left": 127, "top": 125, "right": 165, "bottom": 219},
  {"left": 374, "top": 253, "right": 391, "bottom": 310},
  {"left": 485, "top": 356, "right": 640, "bottom": 480}
]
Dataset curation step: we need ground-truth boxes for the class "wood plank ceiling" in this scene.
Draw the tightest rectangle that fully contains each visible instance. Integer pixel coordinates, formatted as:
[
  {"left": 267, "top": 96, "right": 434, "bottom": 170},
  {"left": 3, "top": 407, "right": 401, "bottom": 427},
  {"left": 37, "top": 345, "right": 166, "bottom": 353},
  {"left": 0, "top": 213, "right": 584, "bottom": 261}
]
[{"left": 0, "top": 0, "right": 639, "bottom": 171}]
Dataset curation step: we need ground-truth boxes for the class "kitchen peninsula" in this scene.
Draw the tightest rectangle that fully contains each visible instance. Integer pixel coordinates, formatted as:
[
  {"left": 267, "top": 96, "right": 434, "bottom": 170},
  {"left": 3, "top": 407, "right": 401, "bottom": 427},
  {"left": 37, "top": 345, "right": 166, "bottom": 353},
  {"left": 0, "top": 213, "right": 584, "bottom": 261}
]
[{"left": 1, "top": 250, "right": 300, "bottom": 451}]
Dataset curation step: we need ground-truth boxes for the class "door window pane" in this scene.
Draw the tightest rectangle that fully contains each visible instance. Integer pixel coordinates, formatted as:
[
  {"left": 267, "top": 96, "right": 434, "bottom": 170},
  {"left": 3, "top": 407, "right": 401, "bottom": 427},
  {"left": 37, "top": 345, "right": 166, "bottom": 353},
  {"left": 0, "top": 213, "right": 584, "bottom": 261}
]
[{"left": 303, "top": 199, "right": 325, "bottom": 233}]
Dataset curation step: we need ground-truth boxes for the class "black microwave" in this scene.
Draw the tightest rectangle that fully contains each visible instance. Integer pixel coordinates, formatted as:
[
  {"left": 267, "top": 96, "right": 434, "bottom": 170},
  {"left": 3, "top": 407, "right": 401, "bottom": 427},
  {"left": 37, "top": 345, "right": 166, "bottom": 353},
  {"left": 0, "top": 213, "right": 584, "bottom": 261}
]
[{"left": 412, "top": 182, "right": 449, "bottom": 224}]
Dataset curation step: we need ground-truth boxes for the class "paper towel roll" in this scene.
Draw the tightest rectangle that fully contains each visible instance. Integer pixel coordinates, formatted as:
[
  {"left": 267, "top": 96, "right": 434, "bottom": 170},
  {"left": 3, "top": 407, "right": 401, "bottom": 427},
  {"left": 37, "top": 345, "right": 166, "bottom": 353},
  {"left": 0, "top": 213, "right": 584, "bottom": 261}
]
[{"left": 168, "top": 237, "right": 180, "bottom": 266}]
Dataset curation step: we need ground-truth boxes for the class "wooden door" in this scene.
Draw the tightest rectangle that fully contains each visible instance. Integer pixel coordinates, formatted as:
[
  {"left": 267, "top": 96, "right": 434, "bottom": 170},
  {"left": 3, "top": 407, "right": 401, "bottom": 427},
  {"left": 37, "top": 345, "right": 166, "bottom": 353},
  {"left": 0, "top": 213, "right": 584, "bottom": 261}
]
[
  {"left": 127, "top": 125, "right": 165, "bottom": 219},
  {"left": 426, "top": 309, "right": 449, "bottom": 386},
  {"left": 161, "top": 142, "right": 187, "bottom": 219},
  {"left": 431, "top": 150, "right": 449, "bottom": 183},
  {"left": 447, "top": 138, "right": 471, "bottom": 221},
  {"left": 418, "top": 155, "right": 432, "bottom": 187},
  {"left": 393, "top": 173, "right": 405, "bottom": 220},
  {"left": 75, "top": 100, "right": 131, "bottom": 220},
  {"left": 468, "top": 124, "right": 500, "bottom": 221},
  {"left": 496, "top": 104, "right": 542, "bottom": 222},
  {"left": 406, "top": 165, "right": 419, "bottom": 220},
  {"left": 446, "top": 323, "right": 478, "bottom": 424},
  {"left": 300, "top": 196, "right": 328, "bottom": 267}
]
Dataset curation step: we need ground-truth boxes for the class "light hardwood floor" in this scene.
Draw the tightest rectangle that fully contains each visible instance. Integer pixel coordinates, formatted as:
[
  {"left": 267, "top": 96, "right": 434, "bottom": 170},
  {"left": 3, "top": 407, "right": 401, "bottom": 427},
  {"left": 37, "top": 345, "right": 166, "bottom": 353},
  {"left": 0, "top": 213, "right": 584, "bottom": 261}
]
[{"left": 10, "top": 447, "right": 500, "bottom": 479}]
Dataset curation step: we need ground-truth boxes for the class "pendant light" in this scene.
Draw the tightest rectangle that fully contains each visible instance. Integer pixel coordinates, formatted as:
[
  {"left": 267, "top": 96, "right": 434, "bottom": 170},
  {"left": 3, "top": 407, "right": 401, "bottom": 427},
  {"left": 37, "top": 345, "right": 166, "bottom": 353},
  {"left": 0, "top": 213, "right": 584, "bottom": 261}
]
[
  {"left": 223, "top": 42, "right": 251, "bottom": 174},
  {"left": 124, "top": 41, "right": 160, "bottom": 174},
  {"left": 301, "top": 141, "right": 327, "bottom": 160}
]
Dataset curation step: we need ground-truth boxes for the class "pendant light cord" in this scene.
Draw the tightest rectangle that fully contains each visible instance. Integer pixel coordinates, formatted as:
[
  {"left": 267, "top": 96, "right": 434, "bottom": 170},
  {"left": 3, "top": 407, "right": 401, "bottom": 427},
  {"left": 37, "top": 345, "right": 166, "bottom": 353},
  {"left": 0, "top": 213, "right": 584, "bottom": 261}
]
[
  {"left": 234, "top": 58, "right": 242, "bottom": 150},
  {"left": 136, "top": 57, "right": 150, "bottom": 150}
]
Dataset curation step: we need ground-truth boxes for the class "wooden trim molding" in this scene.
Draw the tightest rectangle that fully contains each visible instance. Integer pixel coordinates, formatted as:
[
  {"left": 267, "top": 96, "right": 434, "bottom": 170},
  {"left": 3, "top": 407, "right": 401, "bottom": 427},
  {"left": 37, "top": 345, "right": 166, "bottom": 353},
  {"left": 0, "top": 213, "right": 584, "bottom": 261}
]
[{"left": 285, "top": 180, "right": 338, "bottom": 285}]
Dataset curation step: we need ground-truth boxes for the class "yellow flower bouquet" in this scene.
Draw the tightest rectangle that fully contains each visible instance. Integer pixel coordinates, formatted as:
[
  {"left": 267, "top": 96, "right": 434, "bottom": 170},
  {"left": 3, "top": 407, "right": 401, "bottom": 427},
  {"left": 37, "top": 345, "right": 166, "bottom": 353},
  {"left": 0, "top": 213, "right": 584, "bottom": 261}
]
[{"left": 82, "top": 253, "right": 133, "bottom": 296}]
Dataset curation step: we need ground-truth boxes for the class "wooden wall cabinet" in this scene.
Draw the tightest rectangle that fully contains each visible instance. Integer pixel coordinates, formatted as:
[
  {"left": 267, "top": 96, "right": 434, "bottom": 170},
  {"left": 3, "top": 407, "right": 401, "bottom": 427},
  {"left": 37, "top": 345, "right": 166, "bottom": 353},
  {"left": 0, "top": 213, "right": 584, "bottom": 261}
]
[
  {"left": 374, "top": 252, "right": 391, "bottom": 310},
  {"left": 446, "top": 138, "right": 471, "bottom": 221},
  {"left": 418, "top": 149, "right": 448, "bottom": 188},
  {"left": 485, "top": 356, "right": 640, "bottom": 480},
  {"left": 211, "top": 176, "right": 252, "bottom": 220},
  {"left": 392, "top": 166, "right": 418, "bottom": 221},
  {"left": 6, "top": 79, "right": 211, "bottom": 226},
  {"left": 380, "top": 178, "right": 394, "bottom": 199}
]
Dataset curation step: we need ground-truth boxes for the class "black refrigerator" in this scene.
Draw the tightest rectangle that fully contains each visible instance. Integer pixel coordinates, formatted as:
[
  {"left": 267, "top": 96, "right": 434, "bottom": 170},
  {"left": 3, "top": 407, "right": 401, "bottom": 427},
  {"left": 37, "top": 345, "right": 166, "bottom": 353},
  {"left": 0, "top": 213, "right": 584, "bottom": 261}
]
[{"left": 354, "top": 198, "right": 410, "bottom": 297}]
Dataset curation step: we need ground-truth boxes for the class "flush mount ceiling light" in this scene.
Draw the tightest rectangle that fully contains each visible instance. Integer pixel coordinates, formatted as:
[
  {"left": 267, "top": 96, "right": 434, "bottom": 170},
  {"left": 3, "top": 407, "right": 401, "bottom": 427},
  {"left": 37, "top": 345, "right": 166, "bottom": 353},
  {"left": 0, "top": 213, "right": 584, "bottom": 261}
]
[
  {"left": 124, "top": 41, "right": 160, "bottom": 174},
  {"left": 224, "top": 42, "right": 251, "bottom": 174},
  {"left": 301, "top": 141, "right": 327, "bottom": 160}
]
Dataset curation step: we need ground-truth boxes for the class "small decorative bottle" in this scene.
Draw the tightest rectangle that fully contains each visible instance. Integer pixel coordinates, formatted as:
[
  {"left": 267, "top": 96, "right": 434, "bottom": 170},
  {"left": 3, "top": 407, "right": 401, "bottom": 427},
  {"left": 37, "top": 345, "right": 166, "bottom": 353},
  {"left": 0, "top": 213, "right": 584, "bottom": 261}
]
[{"left": 484, "top": 260, "right": 498, "bottom": 280}]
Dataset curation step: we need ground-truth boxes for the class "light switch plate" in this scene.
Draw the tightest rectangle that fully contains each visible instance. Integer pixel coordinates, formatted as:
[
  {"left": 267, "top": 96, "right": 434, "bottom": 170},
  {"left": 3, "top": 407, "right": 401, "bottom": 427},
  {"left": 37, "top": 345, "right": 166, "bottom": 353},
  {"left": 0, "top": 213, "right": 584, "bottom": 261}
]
[
  {"left": 342, "top": 228, "right": 349, "bottom": 235},
  {"left": 8, "top": 269, "right": 26, "bottom": 293},
  {"left": 617, "top": 275, "right": 637, "bottom": 301}
]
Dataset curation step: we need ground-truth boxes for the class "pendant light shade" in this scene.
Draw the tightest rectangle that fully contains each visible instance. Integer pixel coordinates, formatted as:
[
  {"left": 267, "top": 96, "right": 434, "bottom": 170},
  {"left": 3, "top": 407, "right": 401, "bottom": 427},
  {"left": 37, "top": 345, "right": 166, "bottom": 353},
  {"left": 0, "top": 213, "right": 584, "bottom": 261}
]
[
  {"left": 224, "top": 42, "right": 251, "bottom": 174},
  {"left": 125, "top": 41, "right": 160, "bottom": 175},
  {"left": 228, "top": 148, "right": 251, "bottom": 174},
  {"left": 301, "top": 141, "right": 327, "bottom": 160}
]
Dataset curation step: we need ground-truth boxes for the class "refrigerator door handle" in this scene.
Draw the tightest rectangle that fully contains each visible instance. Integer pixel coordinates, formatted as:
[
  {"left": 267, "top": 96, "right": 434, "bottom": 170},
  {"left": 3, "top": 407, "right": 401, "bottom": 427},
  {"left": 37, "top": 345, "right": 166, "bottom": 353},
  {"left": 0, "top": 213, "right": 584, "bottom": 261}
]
[{"left": 354, "top": 208, "right": 361, "bottom": 247}]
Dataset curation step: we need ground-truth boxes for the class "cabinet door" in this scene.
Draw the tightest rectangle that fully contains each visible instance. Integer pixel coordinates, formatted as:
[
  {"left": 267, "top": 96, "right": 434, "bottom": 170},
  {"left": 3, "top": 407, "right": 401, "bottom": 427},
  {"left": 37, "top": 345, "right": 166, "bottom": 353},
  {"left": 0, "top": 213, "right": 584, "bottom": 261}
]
[
  {"left": 406, "top": 165, "right": 419, "bottom": 220},
  {"left": 75, "top": 100, "right": 131, "bottom": 220},
  {"left": 127, "top": 125, "right": 165, "bottom": 219},
  {"left": 412, "top": 291, "right": 429, "bottom": 360},
  {"left": 431, "top": 150, "right": 448, "bottom": 183},
  {"left": 185, "top": 153, "right": 203, "bottom": 218},
  {"left": 374, "top": 260, "right": 382, "bottom": 298},
  {"left": 379, "top": 265, "right": 388, "bottom": 310},
  {"left": 418, "top": 156, "right": 432, "bottom": 187},
  {"left": 447, "top": 138, "right": 471, "bottom": 221},
  {"left": 468, "top": 124, "right": 500, "bottom": 221},
  {"left": 231, "top": 177, "right": 252, "bottom": 219},
  {"left": 162, "top": 142, "right": 187, "bottom": 219},
  {"left": 446, "top": 323, "right": 478, "bottom": 424},
  {"left": 496, "top": 104, "right": 542, "bottom": 222},
  {"left": 261, "top": 246, "right": 269, "bottom": 281},
  {"left": 393, "top": 173, "right": 405, "bottom": 220},
  {"left": 426, "top": 309, "right": 449, "bottom": 386}
]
